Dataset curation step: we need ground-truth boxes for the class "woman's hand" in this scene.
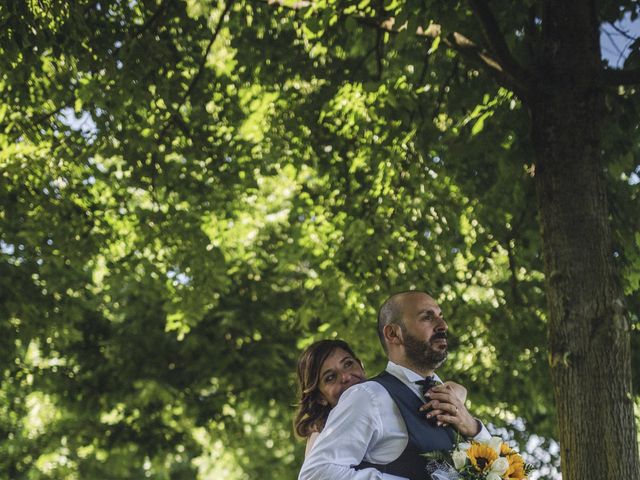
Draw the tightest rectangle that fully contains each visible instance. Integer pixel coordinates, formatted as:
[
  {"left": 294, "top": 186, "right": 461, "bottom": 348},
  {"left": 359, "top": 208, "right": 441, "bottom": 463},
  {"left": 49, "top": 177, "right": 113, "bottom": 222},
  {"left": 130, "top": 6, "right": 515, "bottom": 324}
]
[
  {"left": 419, "top": 381, "right": 479, "bottom": 436},
  {"left": 443, "top": 381, "right": 467, "bottom": 403}
]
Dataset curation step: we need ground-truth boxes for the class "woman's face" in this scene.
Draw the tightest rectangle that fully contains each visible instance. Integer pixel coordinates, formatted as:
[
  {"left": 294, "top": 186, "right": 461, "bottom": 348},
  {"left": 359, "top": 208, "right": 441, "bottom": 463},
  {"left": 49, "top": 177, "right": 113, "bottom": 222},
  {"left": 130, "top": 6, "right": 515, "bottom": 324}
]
[{"left": 317, "top": 348, "right": 365, "bottom": 407}]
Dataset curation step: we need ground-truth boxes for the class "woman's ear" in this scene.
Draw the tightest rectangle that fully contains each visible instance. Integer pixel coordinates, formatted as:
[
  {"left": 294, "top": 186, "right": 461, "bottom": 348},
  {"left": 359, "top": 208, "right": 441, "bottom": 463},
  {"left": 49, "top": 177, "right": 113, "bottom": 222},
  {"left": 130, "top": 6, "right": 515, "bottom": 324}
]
[{"left": 318, "top": 397, "right": 328, "bottom": 406}]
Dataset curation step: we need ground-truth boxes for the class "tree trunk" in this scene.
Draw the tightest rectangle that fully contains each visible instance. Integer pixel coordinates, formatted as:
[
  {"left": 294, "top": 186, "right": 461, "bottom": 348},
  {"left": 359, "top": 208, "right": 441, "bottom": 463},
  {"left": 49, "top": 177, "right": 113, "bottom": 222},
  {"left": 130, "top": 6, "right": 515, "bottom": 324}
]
[{"left": 528, "top": 2, "right": 639, "bottom": 478}]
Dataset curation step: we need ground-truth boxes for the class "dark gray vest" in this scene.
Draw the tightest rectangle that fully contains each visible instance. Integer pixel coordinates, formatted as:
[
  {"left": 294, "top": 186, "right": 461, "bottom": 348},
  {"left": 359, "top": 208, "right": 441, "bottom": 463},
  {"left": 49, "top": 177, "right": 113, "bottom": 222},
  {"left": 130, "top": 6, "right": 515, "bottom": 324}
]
[{"left": 355, "top": 371, "right": 456, "bottom": 480}]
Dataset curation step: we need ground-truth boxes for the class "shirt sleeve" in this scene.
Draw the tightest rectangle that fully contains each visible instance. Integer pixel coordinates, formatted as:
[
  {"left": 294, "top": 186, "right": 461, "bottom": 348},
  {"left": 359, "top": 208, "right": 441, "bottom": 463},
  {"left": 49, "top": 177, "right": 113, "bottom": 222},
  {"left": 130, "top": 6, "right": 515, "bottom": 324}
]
[
  {"left": 471, "top": 419, "right": 491, "bottom": 441},
  {"left": 298, "top": 384, "right": 408, "bottom": 480}
]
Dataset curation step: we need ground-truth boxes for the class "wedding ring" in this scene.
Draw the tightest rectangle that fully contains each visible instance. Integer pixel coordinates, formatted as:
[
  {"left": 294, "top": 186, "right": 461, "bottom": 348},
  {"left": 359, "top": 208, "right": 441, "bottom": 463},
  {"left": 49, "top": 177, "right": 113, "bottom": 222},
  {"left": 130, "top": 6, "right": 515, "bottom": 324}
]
[{"left": 453, "top": 406, "right": 458, "bottom": 415}]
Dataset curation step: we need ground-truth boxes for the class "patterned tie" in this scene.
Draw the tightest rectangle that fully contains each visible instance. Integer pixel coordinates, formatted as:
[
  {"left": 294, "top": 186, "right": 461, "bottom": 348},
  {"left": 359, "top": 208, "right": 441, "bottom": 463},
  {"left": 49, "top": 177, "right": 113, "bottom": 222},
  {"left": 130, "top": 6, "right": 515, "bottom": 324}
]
[
  {"left": 414, "top": 376, "right": 438, "bottom": 396},
  {"left": 415, "top": 376, "right": 439, "bottom": 426}
]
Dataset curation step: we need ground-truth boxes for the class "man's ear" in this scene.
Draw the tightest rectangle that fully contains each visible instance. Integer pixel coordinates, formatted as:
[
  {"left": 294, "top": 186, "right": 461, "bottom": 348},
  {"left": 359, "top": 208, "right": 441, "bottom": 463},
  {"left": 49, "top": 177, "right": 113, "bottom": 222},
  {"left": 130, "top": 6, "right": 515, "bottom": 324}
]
[{"left": 383, "top": 323, "right": 403, "bottom": 346}]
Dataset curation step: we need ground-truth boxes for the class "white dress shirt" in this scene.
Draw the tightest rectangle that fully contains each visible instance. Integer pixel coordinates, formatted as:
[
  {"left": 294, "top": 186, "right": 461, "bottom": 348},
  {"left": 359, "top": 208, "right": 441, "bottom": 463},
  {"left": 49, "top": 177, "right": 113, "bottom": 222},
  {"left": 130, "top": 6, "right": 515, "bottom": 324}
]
[{"left": 298, "top": 361, "right": 491, "bottom": 480}]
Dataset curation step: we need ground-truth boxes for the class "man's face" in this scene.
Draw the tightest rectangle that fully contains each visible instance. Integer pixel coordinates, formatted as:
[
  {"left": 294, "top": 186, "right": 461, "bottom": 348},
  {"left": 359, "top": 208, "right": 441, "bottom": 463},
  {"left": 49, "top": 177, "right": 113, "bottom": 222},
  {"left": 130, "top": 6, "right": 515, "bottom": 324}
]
[{"left": 399, "top": 293, "right": 448, "bottom": 370}]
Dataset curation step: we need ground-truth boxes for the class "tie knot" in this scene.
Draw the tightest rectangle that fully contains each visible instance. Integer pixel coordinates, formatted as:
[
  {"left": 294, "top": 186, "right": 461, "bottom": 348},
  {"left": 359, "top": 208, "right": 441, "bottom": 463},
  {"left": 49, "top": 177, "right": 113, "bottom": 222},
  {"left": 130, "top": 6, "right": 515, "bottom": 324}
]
[{"left": 415, "top": 376, "right": 438, "bottom": 392}]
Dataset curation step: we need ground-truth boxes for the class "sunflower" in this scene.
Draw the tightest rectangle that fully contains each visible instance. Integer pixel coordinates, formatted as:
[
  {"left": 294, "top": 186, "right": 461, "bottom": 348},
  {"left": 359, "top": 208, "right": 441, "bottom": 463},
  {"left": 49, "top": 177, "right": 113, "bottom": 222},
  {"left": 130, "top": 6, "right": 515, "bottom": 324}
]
[
  {"left": 500, "top": 443, "right": 515, "bottom": 456},
  {"left": 466, "top": 442, "right": 499, "bottom": 473},
  {"left": 504, "top": 453, "right": 527, "bottom": 480}
]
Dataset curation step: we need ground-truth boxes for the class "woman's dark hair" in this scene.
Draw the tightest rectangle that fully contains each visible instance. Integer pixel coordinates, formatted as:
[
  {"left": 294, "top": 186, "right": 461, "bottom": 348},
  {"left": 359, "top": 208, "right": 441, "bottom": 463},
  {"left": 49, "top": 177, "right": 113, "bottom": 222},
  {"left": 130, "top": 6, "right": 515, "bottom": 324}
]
[{"left": 293, "top": 339, "right": 363, "bottom": 439}]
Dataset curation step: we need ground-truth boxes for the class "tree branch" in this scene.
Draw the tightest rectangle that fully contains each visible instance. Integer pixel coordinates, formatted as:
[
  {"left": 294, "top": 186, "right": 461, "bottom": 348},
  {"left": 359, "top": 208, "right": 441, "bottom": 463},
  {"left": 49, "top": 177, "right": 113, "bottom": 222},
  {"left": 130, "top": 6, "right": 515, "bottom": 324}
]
[
  {"left": 524, "top": 6, "right": 539, "bottom": 62},
  {"left": 437, "top": 29, "right": 528, "bottom": 98},
  {"left": 184, "top": 0, "right": 236, "bottom": 101},
  {"left": 159, "top": 0, "right": 236, "bottom": 140},
  {"left": 251, "top": 0, "right": 310, "bottom": 10},
  {"left": 467, "top": 0, "right": 531, "bottom": 92},
  {"left": 506, "top": 239, "right": 521, "bottom": 306},
  {"left": 428, "top": 57, "right": 459, "bottom": 121},
  {"left": 374, "top": 0, "right": 385, "bottom": 80},
  {"left": 602, "top": 67, "right": 640, "bottom": 86},
  {"left": 607, "top": 21, "right": 638, "bottom": 42},
  {"left": 417, "top": 40, "right": 432, "bottom": 86},
  {"left": 354, "top": 17, "right": 530, "bottom": 97},
  {"left": 603, "top": 29, "right": 625, "bottom": 59},
  {"left": 134, "top": 0, "right": 174, "bottom": 40},
  {"left": 251, "top": 0, "right": 531, "bottom": 95}
]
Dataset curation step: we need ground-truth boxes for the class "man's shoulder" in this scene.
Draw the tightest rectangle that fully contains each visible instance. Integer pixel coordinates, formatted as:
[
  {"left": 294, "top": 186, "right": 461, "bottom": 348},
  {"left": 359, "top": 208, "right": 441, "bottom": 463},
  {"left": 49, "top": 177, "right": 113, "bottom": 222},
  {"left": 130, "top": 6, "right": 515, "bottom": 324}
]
[
  {"left": 337, "top": 377, "right": 391, "bottom": 406},
  {"left": 328, "top": 380, "right": 392, "bottom": 428}
]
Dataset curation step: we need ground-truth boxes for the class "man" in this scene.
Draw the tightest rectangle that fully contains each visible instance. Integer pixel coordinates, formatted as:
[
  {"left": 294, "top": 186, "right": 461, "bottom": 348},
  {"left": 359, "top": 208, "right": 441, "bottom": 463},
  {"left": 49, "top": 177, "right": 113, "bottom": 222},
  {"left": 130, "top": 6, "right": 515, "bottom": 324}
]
[{"left": 298, "top": 291, "right": 491, "bottom": 480}]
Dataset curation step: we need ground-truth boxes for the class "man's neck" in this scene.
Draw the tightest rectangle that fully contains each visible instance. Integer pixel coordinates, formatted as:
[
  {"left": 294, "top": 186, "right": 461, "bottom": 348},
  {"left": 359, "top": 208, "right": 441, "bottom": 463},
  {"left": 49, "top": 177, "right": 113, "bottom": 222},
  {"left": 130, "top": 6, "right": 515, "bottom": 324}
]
[{"left": 388, "top": 357, "right": 435, "bottom": 378}]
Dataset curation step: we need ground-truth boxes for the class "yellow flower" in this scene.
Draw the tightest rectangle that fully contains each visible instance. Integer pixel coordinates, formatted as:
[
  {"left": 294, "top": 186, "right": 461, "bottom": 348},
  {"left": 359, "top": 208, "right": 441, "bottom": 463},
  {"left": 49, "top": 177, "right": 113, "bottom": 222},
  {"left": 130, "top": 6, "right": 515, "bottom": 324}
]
[
  {"left": 467, "top": 442, "right": 499, "bottom": 473},
  {"left": 504, "top": 452, "right": 527, "bottom": 480},
  {"left": 500, "top": 443, "right": 515, "bottom": 456}
]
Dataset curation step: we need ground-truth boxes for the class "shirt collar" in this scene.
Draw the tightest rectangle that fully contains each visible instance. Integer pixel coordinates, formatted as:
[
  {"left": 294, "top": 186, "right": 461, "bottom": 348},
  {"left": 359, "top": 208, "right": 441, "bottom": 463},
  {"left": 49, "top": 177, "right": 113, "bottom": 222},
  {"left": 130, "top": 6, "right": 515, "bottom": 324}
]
[{"left": 386, "top": 360, "right": 443, "bottom": 384}]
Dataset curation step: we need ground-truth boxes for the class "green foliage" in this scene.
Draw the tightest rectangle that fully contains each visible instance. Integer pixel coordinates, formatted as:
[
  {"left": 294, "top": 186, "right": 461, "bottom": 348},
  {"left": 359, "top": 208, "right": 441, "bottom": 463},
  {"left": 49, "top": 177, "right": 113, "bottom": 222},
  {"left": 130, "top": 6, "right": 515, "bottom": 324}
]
[{"left": 1, "top": 0, "right": 638, "bottom": 478}]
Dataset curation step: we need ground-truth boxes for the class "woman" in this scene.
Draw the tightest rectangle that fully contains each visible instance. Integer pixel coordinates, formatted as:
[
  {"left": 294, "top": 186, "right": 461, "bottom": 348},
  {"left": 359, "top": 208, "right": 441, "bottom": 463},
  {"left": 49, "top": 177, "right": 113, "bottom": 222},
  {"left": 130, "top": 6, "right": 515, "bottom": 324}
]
[
  {"left": 294, "top": 339, "right": 365, "bottom": 455},
  {"left": 294, "top": 339, "right": 467, "bottom": 455}
]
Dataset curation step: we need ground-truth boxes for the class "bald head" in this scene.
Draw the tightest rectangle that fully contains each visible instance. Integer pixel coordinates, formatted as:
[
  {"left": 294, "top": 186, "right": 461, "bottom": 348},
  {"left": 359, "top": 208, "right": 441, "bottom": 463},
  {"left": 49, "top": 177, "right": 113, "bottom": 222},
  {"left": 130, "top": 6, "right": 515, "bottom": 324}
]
[{"left": 377, "top": 291, "right": 432, "bottom": 353}]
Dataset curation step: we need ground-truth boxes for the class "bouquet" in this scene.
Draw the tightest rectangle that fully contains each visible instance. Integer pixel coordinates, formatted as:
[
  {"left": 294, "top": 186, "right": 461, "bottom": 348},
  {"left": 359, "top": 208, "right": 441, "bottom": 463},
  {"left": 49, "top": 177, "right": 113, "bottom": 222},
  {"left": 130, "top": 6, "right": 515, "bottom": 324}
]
[{"left": 426, "top": 436, "right": 532, "bottom": 480}]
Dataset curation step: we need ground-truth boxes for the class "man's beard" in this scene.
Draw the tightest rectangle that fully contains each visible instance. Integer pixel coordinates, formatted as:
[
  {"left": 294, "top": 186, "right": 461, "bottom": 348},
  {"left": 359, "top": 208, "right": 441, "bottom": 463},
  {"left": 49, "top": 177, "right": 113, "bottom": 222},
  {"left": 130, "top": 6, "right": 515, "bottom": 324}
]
[{"left": 402, "top": 329, "right": 448, "bottom": 371}]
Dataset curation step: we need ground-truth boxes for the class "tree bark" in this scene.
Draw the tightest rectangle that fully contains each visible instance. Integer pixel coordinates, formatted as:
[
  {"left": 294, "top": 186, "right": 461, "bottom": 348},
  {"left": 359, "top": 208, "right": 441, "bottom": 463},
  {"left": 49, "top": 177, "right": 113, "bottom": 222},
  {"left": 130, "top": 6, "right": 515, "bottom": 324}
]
[{"left": 528, "top": 1, "right": 639, "bottom": 478}]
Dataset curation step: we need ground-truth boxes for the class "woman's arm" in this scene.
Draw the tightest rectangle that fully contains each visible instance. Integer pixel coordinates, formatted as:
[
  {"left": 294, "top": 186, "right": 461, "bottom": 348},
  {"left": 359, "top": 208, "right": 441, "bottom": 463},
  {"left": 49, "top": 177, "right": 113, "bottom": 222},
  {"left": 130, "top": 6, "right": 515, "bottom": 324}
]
[{"left": 304, "top": 431, "right": 319, "bottom": 457}]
